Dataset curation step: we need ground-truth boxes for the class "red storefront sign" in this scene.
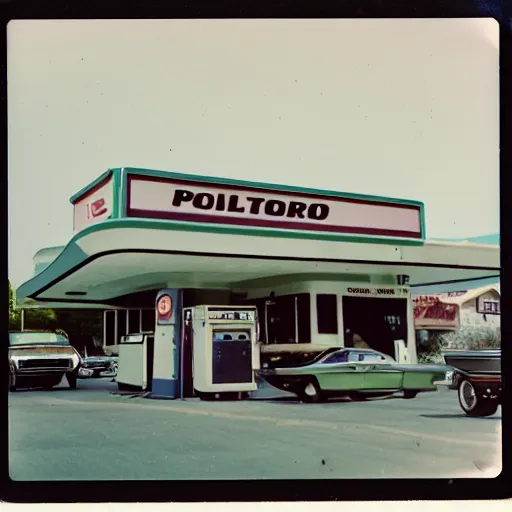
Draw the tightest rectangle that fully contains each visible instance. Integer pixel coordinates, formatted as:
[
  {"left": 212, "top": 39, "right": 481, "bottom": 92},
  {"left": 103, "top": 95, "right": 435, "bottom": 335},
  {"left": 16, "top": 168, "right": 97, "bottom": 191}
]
[{"left": 413, "top": 295, "right": 460, "bottom": 330}]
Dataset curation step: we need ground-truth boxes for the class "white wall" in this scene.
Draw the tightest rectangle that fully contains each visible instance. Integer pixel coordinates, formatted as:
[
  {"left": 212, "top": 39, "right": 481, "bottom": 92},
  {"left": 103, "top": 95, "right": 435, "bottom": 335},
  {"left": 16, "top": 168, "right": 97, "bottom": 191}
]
[
  {"left": 245, "top": 280, "right": 415, "bottom": 360},
  {"left": 459, "top": 291, "right": 501, "bottom": 329}
]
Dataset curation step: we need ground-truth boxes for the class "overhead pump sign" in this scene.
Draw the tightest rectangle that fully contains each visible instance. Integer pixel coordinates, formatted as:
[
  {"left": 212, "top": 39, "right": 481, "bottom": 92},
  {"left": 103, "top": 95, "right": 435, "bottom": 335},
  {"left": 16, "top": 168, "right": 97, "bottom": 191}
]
[
  {"left": 208, "top": 310, "right": 255, "bottom": 321},
  {"left": 127, "top": 175, "right": 423, "bottom": 239}
]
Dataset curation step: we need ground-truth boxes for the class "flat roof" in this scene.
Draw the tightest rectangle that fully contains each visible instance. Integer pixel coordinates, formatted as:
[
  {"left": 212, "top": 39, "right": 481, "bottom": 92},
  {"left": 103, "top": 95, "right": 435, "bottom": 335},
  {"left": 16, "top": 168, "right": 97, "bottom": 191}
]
[{"left": 15, "top": 168, "right": 499, "bottom": 308}]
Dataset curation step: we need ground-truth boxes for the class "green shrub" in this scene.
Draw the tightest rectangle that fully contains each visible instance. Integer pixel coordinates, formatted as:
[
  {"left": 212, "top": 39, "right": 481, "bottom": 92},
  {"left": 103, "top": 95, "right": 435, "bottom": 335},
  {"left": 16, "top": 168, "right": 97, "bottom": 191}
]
[{"left": 417, "top": 325, "right": 500, "bottom": 364}]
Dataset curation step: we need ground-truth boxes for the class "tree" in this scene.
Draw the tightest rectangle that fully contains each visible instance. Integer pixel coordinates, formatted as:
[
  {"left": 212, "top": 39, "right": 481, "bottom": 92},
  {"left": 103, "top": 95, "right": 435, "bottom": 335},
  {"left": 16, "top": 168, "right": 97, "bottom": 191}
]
[
  {"left": 9, "top": 280, "right": 106, "bottom": 354},
  {"left": 54, "top": 309, "right": 103, "bottom": 354},
  {"left": 8, "top": 280, "right": 58, "bottom": 331},
  {"left": 8, "top": 280, "right": 17, "bottom": 324},
  {"left": 9, "top": 280, "right": 20, "bottom": 330}
]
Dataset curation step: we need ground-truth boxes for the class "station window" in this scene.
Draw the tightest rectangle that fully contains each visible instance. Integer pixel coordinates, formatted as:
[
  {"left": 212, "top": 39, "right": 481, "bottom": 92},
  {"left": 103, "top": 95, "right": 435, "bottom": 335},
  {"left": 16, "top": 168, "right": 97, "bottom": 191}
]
[
  {"left": 245, "top": 293, "right": 311, "bottom": 344},
  {"left": 117, "top": 310, "right": 128, "bottom": 339},
  {"left": 296, "top": 294, "right": 311, "bottom": 343},
  {"left": 481, "top": 300, "right": 500, "bottom": 314},
  {"left": 265, "top": 293, "right": 311, "bottom": 344},
  {"left": 128, "top": 310, "right": 141, "bottom": 334},
  {"left": 141, "top": 309, "right": 155, "bottom": 332},
  {"left": 316, "top": 294, "right": 338, "bottom": 334},
  {"left": 105, "top": 311, "right": 116, "bottom": 346}
]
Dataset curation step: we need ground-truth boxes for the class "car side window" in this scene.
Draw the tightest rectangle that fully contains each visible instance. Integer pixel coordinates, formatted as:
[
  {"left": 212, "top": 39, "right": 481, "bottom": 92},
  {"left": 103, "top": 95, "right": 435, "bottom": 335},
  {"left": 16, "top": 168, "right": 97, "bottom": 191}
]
[
  {"left": 360, "top": 353, "right": 385, "bottom": 362},
  {"left": 323, "top": 351, "right": 349, "bottom": 364},
  {"left": 348, "top": 351, "right": 362, "bottom": 362},
  {"left": 347, "top": 352, "right": 384, "bottom": 362}
]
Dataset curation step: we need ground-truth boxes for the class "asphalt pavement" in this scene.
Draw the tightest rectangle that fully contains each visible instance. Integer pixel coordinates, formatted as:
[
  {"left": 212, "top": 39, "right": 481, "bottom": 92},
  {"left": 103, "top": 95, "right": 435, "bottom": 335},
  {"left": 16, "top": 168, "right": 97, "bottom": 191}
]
[{"left": 8, "top": 377, "right": 502, "bottom": 481}]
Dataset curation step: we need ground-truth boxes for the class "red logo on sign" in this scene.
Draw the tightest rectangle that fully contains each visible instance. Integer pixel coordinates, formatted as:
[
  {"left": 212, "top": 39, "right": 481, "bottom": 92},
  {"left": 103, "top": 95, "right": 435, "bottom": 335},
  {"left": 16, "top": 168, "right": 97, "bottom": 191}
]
[
  {"left": 157, "top": 294, "right": 173, "bottom": 321},
  {"left": 85, "top": 198, "right": 108, "bottom": 219},
  {"left": 89, "top": 198, "right": 107, "bottom": 218}
]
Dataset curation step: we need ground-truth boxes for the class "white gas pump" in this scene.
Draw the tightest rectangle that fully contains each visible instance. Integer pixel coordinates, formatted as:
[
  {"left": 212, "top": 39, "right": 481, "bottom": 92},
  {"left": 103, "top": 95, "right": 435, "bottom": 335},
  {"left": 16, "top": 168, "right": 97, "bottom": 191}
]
[
  {"left": 116, "top": 332, "right": 155, "bottom": 391},
  {"left": 183, "top": 305, "right": 260, "bottom": 399}
]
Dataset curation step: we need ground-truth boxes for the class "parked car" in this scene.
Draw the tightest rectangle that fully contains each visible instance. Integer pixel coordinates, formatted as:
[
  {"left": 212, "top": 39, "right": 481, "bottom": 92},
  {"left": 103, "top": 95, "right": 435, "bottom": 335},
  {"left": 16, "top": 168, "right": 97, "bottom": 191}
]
[
  {"left": 442, "top": 349, "right": 501, "bottom": 417},
  {"left": 79, "top": 355, "right": 118, "bottom": 378},
  {"left": 8, "top": 331, "right": 82, "bottom": 391},
  {"left": 258, "top": 347, "right": 453, "bottom": 403}
]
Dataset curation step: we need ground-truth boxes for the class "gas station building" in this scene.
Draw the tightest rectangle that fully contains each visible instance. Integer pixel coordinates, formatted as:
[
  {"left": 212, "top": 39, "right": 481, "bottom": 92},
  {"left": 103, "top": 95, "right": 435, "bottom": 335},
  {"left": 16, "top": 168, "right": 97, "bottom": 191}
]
[{"left": 16, "top": 167, "right": 500, "bottom": 398}]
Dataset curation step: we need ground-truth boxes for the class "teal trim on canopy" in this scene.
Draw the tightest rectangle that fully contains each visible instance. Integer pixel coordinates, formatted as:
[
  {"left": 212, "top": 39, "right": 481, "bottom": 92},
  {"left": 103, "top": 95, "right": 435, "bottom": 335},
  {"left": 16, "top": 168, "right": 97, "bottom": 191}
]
[
  {"left": 112, "top": 168, "right": 122, "bottom": 219},
  {"left": 16, "top": 216, "right": 427, "bottom": 304},
  {"left": 412, "top": 276, "right": 500, "bottom": 293},
  {"left": 17, "top": 242, "right": 89, "bottom": 304},
  {"left": 69, "top": 169, "right": 115, "bottom": 205},
  {"left": 432, "top": 233, "right": 500, "bottom": 245}
]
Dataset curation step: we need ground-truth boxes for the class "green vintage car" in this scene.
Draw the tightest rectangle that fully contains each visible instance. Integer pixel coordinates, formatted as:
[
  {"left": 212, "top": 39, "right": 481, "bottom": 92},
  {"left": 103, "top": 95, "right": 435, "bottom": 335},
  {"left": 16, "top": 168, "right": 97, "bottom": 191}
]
[{"left": 259, "top": 347, "right": 453, "bottom": 403}]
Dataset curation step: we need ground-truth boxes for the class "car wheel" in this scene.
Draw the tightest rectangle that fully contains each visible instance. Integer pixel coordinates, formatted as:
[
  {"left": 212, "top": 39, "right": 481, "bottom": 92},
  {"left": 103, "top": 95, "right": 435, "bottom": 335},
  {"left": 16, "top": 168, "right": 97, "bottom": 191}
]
[
  {"left": 403, "top": 390, "right": 418, "bottom": 399},
  {"left": 67, "top": 373, "right": 78, "bottom": 389},
  {"left": 458, "top": 379, "right": 499, "bottom": 417},
  {"left": 300, "top": 378, "right": 323, "bottom": 403}
]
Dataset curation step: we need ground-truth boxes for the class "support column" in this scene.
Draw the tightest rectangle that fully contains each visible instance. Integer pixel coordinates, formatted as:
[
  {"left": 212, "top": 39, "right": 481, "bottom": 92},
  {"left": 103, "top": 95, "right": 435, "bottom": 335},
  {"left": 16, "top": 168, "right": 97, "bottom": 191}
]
[
  {"left": 151, "top": 288, "right": 183, "bottom": 398},
  {"left": 21, "top": 310, "right": 25, "bottom": 331},
  {"left": 405, "top": 288, "right": 417, "bottom": 363},
  {"left": 294, "top": 296, "right": 299, "bottom": 343},
  {"left": 114, "top": 310, "right": 118, "bottom": 345},
  {"left": 103, "top": 311, "right": 107, "bottom": 349}
]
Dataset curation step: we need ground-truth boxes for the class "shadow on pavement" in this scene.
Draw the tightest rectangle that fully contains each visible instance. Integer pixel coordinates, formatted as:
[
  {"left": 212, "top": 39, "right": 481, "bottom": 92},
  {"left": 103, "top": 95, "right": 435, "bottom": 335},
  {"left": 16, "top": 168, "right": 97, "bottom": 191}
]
[
  {"left": 250, "top": 396, "right": 298, "bottom": 402},
  {"left": 258, "top": 395, "right": 403, "bottom": 405},
  {"left": 10, "top": 387, "right": 74, "bottom": 393},
  {"left": 420, "top": 413, "right": 501, "bottom": 420},
  {"left": 10, "top": 377, "right": 117, "bottom": 393}
]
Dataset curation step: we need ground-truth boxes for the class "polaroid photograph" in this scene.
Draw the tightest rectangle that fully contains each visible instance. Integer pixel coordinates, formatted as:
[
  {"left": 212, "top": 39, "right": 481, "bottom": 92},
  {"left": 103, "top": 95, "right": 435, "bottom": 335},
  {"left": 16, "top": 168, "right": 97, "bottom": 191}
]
[{"left": 5, "top": 11, "right": 507, "bottom": 505}]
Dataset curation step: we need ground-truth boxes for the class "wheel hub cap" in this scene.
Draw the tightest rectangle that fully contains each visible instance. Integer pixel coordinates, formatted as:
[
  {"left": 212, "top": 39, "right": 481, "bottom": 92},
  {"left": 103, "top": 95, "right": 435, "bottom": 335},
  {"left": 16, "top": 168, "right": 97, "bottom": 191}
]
[
  {"left": 305, "top": 383, "right": 316, "bottom": 396},
  {"left": 460, "top": 380, "right": 476, "bottom": 410}
]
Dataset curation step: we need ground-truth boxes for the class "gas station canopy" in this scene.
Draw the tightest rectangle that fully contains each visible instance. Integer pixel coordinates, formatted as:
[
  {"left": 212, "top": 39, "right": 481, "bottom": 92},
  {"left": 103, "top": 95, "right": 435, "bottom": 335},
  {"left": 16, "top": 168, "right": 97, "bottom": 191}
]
[{"left": 16, "top": 167, "right": 500, "bottom": 308}]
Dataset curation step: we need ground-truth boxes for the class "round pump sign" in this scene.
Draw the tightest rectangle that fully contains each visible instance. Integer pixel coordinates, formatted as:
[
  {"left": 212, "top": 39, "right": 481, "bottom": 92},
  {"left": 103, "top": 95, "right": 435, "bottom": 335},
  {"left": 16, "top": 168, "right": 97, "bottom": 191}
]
[{"left": 157, "top": 294, "right": 173, "bottom": 321}]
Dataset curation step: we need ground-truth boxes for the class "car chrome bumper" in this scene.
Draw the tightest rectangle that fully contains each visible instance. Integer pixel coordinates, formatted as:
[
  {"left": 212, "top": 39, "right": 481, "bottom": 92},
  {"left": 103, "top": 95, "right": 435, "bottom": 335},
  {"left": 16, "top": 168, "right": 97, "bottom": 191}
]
[
  {"left": 16, "top": 368, "right": 69, "bottom": 374},
  {"left": 433, "top": 371, "right": 454, "bottom": 387},
  {"left": 433, "top": 378, "right": 454, "bottom": 386},
  {"left": 78, "top": 368, "right": 95, "bottom": 377}
]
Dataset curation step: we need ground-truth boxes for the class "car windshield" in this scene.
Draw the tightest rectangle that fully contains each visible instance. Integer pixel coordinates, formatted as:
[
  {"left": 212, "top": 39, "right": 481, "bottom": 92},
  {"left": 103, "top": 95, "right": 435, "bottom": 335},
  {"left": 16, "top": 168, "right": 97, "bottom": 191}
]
[{"left": 9, "top": 332, "right": 70, "bottom": 346}]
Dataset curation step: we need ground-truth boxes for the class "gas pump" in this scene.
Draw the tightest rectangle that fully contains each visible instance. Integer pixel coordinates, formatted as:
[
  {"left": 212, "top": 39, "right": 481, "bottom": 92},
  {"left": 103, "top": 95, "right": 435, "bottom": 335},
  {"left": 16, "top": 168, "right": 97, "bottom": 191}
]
[
  {"left": 182, "top": 305, "right": 260, "bottom": 400},
  {"left": 151, "top": 289, "right": 182, "bottom": 398},
  {"left": 116, "top": 332, "right": 155, "bottom": 391}
]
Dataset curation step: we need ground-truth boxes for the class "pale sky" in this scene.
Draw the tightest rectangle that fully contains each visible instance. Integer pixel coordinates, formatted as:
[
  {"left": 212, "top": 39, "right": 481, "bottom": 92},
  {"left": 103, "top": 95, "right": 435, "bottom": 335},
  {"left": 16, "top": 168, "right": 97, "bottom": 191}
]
[{"left": 7, "top": 19, "right": 499, "bottom": 288}]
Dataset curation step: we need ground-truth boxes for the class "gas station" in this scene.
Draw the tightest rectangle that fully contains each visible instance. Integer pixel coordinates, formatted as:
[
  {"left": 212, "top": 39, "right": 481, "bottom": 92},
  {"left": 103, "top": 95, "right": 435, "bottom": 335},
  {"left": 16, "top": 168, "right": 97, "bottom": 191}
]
[{"left": 16, "top": 167, "right": 500, "bottom": 400}]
